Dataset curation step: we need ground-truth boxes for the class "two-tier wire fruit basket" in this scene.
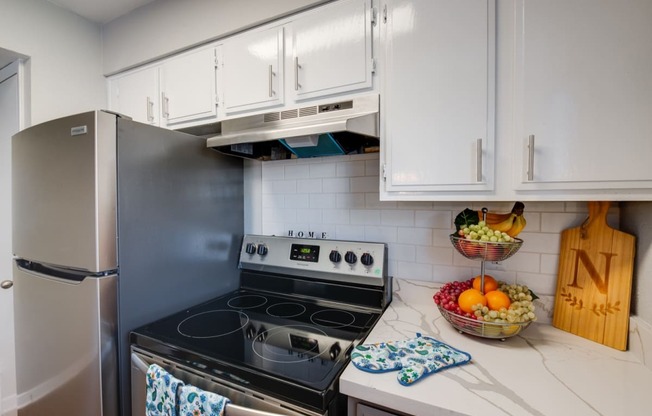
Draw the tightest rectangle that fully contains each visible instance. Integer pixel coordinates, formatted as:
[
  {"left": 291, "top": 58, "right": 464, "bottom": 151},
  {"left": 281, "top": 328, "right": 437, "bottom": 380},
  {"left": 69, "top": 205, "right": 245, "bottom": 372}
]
[{"left": 437, "top": 209, "right": 532, "bottom": 340}]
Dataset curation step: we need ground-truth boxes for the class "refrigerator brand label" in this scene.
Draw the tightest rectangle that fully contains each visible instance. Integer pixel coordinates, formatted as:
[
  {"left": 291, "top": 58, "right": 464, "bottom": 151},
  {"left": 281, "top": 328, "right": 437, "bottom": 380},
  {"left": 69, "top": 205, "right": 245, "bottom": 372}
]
[{"left": 70, "top": 125, "right": 88, "bottom": 136}]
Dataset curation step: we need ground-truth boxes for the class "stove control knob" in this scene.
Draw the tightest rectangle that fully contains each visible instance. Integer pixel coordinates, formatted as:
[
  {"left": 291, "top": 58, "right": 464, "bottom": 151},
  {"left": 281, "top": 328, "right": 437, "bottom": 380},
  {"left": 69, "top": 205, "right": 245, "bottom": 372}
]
[
  {"left": 257, "top": 244, "right": 268, "bottom": 256},
  {"left": 245, "top": 243, "right": 257, "bottom": 255},
  {"left": 344, "top": 251, "right": 357, "bottom": 264},
  {"left": 329, "top": 342, "right": 342, "bottom": 360},
  {"left": 329, "top": 250, "right": 342, "bottom": 263},
  {"left": 360, "top": 252, "right": 374, "bottom": 266},
  {"left": 256, "top": 326, "right": 267, "bottom": 342}
]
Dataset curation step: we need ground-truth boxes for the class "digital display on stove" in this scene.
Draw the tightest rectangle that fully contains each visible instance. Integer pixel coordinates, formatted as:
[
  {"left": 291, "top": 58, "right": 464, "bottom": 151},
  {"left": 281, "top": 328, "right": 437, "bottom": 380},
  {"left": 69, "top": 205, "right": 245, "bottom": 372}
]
[
  {"left": 290, "top": 334, "right": 319, "bottom": 352},
  {"left": 290, "top": 244, "right": 320, "bottom": 262}
]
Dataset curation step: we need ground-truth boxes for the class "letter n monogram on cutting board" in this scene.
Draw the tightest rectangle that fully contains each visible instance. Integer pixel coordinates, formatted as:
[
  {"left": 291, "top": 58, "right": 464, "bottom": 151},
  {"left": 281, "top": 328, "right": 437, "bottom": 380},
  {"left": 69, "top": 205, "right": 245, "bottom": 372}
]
[{"left": 553, "top": 201, "right": 635, "bottom": 351}]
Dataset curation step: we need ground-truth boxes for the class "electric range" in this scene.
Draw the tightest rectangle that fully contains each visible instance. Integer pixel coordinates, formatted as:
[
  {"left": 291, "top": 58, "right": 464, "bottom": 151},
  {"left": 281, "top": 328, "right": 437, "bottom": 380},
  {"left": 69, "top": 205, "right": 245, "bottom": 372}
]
[{"left": 130, "top": 234, "right": 391, "bottom": 415}]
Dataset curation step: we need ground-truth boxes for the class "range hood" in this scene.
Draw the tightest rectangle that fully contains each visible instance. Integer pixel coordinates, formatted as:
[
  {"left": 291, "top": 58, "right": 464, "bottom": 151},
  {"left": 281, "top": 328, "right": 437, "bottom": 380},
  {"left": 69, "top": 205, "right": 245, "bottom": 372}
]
[{"left": 206, "top": 94, "right": 379, "bottom": 160}]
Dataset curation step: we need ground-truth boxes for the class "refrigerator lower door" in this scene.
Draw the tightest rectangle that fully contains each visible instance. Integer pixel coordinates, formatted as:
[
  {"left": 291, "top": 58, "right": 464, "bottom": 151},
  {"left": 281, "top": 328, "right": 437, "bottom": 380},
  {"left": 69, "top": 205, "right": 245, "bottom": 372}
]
[{"left": 13, "top": 261, "right": 117, "bottom": 416}]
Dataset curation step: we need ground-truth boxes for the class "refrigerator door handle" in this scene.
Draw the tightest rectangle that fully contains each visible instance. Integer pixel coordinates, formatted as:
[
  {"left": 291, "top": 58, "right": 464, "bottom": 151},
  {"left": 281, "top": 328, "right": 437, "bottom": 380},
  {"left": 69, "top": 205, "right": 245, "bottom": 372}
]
[{"left": 14, "top": 259, "right": 97, "bottom": 284}]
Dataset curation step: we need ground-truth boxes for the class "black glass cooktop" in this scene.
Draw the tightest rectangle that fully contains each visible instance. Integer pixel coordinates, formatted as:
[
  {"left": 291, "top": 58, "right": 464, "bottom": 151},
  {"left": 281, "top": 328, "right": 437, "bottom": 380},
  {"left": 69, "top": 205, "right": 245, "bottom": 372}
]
[{"left": 131, "top": 289, "right": 380, "bottom": 411}]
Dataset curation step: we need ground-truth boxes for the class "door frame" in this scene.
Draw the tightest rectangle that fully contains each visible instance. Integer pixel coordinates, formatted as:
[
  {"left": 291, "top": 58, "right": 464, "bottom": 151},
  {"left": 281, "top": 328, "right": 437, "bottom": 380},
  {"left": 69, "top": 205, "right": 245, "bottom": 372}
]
[{"left": 1, "top": 58, "right": 29, "bottom": 416}]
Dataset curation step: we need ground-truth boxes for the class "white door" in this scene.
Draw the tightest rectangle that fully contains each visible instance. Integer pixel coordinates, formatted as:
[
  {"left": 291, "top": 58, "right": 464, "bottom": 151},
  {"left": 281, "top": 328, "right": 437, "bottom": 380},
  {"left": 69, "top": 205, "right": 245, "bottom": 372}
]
[
  {"left": 1, "top": 62, "right": 20, "bottom": 416},
  {"left": 223, "top": 25, "right": 285, "bottom": 114},
  {"left": 290, "top": 0, "right": 374, "bottom": 101},
  {"left": 160, "top": 45, "right": 219, "bottom": 126},
  {"left": 107, "top": 65, "right": 160, "bottom": 125},
  {"left": 513, "top": 0, "right": 652, "bottom": 190},
  {"left": 381, "top": 0, "right": 495, "bottom": 195}
]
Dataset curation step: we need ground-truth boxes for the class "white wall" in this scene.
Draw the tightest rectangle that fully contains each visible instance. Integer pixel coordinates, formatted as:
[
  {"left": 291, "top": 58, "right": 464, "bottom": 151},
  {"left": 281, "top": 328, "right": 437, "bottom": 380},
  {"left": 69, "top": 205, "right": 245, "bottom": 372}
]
[
  {"left": 102, "top": 0, "right": 329, "bottom": 74},
  {"left": 621, "top": 202, "right": 652, "bottom": 324},
  {"left": 0, "top": 0, "right": 105, "bottom": 125}
]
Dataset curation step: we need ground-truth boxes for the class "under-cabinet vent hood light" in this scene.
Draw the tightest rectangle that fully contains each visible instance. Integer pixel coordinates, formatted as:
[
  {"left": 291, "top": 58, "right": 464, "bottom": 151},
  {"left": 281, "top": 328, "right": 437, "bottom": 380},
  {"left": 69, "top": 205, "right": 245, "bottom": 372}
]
[{"left": 206, "top": 94, "right": 379, "bottom": 160}]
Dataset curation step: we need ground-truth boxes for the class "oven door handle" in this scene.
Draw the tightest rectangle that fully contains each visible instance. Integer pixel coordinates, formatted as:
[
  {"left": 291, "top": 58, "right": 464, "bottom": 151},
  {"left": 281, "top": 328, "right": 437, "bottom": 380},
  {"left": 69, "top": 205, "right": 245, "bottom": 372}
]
[
  {"left": 131, "top": 352, "right": 150, "bottom": 373},
  {"left": 131, "top": 353, "right": 286, "bottom": 416},
  {"left": 226, "top": 404, "right": 286, "bottom": 416}
]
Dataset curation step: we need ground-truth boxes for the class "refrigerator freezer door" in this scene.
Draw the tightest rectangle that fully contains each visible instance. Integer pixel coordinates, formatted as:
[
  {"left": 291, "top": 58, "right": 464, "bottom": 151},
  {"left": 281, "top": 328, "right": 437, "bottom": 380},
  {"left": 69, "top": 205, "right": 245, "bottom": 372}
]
[
  {"left": 12, "top": 261, "right": 118, "bottom": 416},
  {"left": 12, "top": 111, "right": 117, "bottom": 272}
]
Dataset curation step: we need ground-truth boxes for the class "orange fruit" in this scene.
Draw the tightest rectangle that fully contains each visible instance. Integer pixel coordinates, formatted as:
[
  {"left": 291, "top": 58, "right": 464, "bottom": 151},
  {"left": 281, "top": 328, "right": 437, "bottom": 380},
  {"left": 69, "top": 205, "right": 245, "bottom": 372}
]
[
  {"left": 458, "top": 289, "right": 487, "bottom": 314},
  {"left": 472, "top": 274, "right": 498, "bottom": 293},
  {"left": 485, "top": 290, "right": 511, "bottom": 311}
]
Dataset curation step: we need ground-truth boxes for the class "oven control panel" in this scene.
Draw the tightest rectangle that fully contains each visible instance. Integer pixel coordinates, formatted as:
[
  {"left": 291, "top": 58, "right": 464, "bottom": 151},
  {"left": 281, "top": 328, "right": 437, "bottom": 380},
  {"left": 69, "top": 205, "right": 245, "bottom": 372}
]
[{"left": 239, "top": 234, "right": 387, "bottom": 286}]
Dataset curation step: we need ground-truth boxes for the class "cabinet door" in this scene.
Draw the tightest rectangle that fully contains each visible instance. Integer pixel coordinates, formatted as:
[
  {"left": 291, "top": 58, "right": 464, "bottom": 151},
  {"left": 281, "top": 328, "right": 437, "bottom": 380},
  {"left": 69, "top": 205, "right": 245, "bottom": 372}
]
[
  {"left": 223, "top": 25, "right": 284, "bottom": 114},
  {"left": 356, "top": 403, "right": 399, "bottom": 416},
  {"left": 108, "top": 66, "right": 159, "bottom": 125},
  {"left": 381, "top": 0, "right": 495, "bottom": 196},
  {"left": 290, "top": 0, "right": 374, "bottom": 101},
  {"left": 513, "top": 0, "right": 652, "bottom": 191},
  {"left": 160, "top": 46, "right": 218, "bottom": 126}
]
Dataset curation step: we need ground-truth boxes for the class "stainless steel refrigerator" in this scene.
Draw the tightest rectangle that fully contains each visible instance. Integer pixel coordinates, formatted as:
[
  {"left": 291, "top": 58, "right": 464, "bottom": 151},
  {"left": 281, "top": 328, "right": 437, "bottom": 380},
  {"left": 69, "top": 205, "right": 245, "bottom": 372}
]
[{"left": 11, "top": 110, "right": 244, "bottom": 416}]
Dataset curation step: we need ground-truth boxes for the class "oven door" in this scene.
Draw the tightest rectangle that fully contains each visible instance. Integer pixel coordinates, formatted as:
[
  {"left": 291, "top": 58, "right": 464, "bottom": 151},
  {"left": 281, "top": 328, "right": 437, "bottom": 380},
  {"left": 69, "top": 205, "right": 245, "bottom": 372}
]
[{"left": 130, "top": 348, "right": 322, "bottom": 416}]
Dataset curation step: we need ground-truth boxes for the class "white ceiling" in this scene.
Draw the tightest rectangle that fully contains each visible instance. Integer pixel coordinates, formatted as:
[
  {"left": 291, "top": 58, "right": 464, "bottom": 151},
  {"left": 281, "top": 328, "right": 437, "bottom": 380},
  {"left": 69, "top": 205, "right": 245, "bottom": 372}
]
[{"left": 47, "top": 0, "right": 159, "bottom": 24}]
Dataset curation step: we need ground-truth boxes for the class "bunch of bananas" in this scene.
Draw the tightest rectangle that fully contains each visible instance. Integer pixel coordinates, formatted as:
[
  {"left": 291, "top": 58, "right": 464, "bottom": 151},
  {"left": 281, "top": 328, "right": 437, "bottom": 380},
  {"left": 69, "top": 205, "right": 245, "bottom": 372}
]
[{"left": 479, "top": 202, "right": 526, "bottom": 237}]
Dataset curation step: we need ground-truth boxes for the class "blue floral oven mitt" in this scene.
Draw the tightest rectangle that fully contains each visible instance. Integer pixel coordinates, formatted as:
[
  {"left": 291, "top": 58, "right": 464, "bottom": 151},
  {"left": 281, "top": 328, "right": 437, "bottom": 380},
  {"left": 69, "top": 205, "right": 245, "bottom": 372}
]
[{"left": 351, "top": 333, "right": 471, "bottom": 385}]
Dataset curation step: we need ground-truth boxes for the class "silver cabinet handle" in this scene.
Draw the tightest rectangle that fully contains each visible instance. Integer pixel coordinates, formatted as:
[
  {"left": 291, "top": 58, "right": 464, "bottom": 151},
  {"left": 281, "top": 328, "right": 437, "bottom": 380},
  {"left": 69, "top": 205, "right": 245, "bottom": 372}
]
[
  {"left": 269, "top": 65, "right": 273, "bottom": 97},
  {"left": 476, "top": 138, "right": 483, "bottom": 182},
  {"left": 161, "top": 92, "right": 169, "bottom": 119},
  {"left": 527, "top": 134, "right": 535, "bottom": 181},
  {"left": 294, "top": 57, "right": 301, "bottom": 91},
  {"left": 146, "top": 97, "right": 154, "bottom": 123},
  {"left": 1, "top": 280, "right": 13, "bottom": 289}
]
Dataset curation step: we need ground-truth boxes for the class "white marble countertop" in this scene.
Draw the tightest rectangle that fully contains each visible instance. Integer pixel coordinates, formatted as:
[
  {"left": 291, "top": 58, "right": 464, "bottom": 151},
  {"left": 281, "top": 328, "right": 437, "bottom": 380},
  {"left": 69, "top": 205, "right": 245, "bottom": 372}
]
[{"left": 340, "top": 279, "right": 652, "bottom": 416}]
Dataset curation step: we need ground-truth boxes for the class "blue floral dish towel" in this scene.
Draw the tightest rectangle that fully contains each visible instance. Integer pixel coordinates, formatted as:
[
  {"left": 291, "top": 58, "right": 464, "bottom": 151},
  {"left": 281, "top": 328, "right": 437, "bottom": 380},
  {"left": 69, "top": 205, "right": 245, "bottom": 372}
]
[
  {"left": 146, "top": 364, "right": 184, "bottom": 416},
  {"left": 178, "top": 385, "right": 230, "bottom": 416},
  {"left": 351, "top": 333, "right": 472, "bottom": 385}
]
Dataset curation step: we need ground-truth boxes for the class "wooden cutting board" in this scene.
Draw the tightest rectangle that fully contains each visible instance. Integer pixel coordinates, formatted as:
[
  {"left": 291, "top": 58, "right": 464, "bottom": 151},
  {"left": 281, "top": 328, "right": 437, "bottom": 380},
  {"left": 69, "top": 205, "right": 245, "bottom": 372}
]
[{"left": 552, "top": 201, "right": 635, "bottom": 350}]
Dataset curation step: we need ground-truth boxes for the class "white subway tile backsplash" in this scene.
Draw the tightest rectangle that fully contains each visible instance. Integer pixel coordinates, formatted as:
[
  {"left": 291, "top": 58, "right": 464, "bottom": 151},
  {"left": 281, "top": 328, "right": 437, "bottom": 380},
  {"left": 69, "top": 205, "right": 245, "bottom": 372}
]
[
  {"left": 351, "top": 176, "right": 379, "bottom": 193},
  {"left": 285, "top": 194, "right": 310, "bottom": 209},
  {"left": 267, "top": 179, "right": 297, "bottom": 194},
  {"left": 397, "top": 261, "right": 433, "bottom": 281},
  {"left": 309, "top": 194, "right": 337, "bottom": 209},
  {"left": 381, "top": 210, "right": 414, "bottom": 227},
  {"left": 262, "top": 194, "right": 285, "bottom": 209},
  {"left": 323, "top": 177, "right": 350, "bottom": 193},
  {"left": 335, "top": 224, "right": 365, "bottom": 240},
  {"left": 297, "top": 179, "right": 322, "bottom": 194},
  {"left": 336, "top": 193, "right": 365, "bottom": 209},
  {"left": 541, "top": 212, "right": 586, "bottom": 233},
  {"left": 337, "top": 161, "right": 365, "bottom": 177},
  {"left": 387, "top": 243, "right": 416, "bottom": 262},
  {"left": 415, "top": 210, "right": 452, "bottom": 229},
  {"left": 284, "top": 164, "right": 310, "bottom": 178},
  {"left": 365, "top": 193, "right": 397, "bottom": 209},
  {"left": 256, "top": 154, "right": 621, "bottom": 287},
  {"left": 415, "top": 246, "right": 453, "bottom": 265},
  {"left": 397, "top": 227, "right": 433, "bottom": 246},
  {"left": 517, "top": 232, "right": 560, "bottom": 254},
  {"left": 364, "top": 225, "right": 398, "bottom": 243},
  {"left": 350, "top": 209, "right": 381, "bottom": 225},
  {"left": 540, "top": 254, "right": 560, "bottom": 275},
  {"left": 261, "top": 164, "right": 285, "bottom": 180},
  {"left": 309, "top": 163, "right": 336, "bottom": 178},
  {"left": 365, "top": 159, "right": 380, "bottom": 176},
  {"left": 322, "top": 209, "right": 350, "bottom": 225}
]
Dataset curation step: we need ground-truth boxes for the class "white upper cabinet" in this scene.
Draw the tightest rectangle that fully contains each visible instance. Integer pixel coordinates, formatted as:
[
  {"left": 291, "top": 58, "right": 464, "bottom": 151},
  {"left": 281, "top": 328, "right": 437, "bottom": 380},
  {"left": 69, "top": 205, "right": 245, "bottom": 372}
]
[
  {"left": 381, "top": 0, "right": 495, "bottom": 198},
  {"left": 108, "top": 44, "right": 219, "bottom": 129},
  {"left": 513, "top": 0, "right": 652, "bottom": 192},
  {"left": 108, "top": 66, "right": 159, "bottom": 125},
  {"left": 289, "top": 0, "right": 374, "bottom": 101},
  {"left": 160, "top": 45, "right": 219, "bottom": 127},
  {"left": 222, "top": 25, "right": 285, "bottom": 115}
]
